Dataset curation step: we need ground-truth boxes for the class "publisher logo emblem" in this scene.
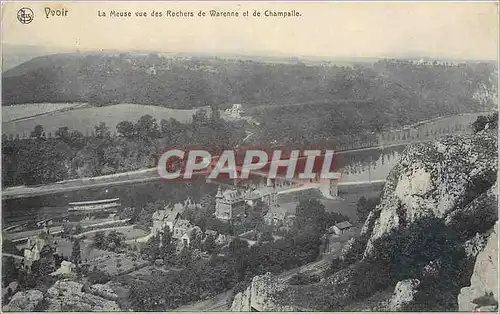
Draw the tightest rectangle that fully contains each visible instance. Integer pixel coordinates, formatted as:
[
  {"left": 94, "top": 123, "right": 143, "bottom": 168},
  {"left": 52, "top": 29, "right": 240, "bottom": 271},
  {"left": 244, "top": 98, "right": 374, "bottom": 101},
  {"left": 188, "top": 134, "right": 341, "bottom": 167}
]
[{"left": 17, "top": 8, "right": 34, "bottom": 24}]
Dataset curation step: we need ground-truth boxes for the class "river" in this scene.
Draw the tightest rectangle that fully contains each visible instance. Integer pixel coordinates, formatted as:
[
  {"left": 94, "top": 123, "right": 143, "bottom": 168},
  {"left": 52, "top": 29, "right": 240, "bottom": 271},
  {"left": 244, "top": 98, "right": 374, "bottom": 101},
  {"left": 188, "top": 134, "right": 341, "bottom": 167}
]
[{"left": 2, "top": 143, "right": 410, "bottom": 229}]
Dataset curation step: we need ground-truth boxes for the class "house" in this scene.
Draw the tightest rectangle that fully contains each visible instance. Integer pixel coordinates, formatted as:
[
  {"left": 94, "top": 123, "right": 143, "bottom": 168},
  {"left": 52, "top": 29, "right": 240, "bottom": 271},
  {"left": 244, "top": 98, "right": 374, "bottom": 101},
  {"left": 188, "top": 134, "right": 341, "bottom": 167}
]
[
  {"left": 245, "top": 187, "right": 279, "bottom": 208},
  {"left": 172, "top": 219, "right": 192, "bottom": 240},
  {"left": 51, "top": 260, "right": 76, "bottom": 276},
  {"left": 264, "top": 202, "right": 297, "bottom": 227},
  {"left": 178, "top": 226, "right": 203, "bottom": 251},
  {"left": 152, "top": 199, "right": 198, "bottom": 235},
  {"left": 215, "top": 187, "right": 247, "bottom": 221},
  {"left": 23, "top": 226, "right": 55, "bottom": 270},
  {"left": 320, "top": 177, "right": 340, "bottom": 198},
  {"left": 180, "top": 233, "right": 190, "bottom": 247},
  {"left": 152, "top": 208, "right": 180, "bottom": 236},
  {"left": 329, "top": 221, "right": 353, "bottom": 235},
  {"left": 215, "top": 234, "right": 232, "bottom": 246}
]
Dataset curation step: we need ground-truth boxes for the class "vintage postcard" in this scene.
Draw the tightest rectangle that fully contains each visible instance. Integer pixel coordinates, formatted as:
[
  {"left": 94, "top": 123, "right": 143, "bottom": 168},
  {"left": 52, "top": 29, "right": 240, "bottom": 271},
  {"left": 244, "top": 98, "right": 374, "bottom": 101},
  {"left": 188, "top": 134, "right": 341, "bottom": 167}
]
[{"left": 1, "top": 1, "right": 498, "bottom": 312}]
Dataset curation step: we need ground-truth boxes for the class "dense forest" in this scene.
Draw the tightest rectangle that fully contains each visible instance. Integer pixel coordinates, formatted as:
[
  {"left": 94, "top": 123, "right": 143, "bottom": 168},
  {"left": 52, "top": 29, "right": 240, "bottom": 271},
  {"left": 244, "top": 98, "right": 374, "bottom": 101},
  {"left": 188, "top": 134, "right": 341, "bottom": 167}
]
[
  {"left": 3, "top": 54, "right": 496, "bottom": 115},
  {"left": 2, "top": 110, "right": 245, "bottom": 187},
  {"left": 2, "top": 54, "right": 498, "bottom": 187}
]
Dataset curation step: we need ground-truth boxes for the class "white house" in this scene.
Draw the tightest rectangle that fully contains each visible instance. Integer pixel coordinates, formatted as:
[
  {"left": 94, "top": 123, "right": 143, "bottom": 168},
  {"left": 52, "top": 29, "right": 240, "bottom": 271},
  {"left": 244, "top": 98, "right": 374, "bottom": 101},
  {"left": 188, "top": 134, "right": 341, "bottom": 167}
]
[{"left": 329, "top": 221, "right": 353, "bottom": 235}]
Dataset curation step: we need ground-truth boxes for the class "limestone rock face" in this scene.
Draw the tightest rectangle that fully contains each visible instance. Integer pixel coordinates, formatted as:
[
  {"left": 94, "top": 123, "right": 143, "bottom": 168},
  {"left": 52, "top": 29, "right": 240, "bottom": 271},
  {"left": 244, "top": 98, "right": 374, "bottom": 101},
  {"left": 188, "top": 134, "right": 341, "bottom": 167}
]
[
  {"left": 230, "top": 134, "right": 498, "bottom": 312},
  {"left": 250, "top": 273, "right": 297, "bottom": 311},
  {"left": 389, "top": 279, "right": 420, "bottom": 311},
  {"left": 230, "top": 286, "right": 251, "bottom": 311},
  {"left": 230, "top": 273, "right": 301, "bottom": 312},
  {"left": 45, "top": 280, "right": 120, "bottom": 311},
  {"left": 458, "top": 222, "right": 498, "bottom": 312},
  {"left": 364, "top": 134, "right": 497, "bottom": 258},
  {"left": 2, "top": 289, "right": 44, "bottom": 312}
]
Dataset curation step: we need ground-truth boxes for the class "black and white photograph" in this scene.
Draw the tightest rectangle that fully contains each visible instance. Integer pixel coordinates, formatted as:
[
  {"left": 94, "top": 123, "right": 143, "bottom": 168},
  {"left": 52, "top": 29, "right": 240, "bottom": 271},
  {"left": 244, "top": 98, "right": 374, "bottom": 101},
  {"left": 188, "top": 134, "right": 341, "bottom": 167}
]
[{"left": 1, "top": 1, "right": 498, "bottom": 312}]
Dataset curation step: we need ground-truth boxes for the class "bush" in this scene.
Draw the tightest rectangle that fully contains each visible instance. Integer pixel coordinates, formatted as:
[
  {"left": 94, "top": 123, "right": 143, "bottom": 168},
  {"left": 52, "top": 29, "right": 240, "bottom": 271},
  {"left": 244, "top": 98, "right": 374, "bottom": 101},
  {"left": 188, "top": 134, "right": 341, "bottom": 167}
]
[
  {"left": 87, "top": 268, "right": 111, "bottom": 284},
  {"left": 289, "top": 272, "right": 321, "bottom": 286}
]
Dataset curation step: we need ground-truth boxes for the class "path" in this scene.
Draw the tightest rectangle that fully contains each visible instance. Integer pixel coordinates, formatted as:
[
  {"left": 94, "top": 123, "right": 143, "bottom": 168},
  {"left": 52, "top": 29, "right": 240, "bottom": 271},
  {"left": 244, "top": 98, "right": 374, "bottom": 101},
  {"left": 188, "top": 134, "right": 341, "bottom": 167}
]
[
  {"left": 74, "top": 224, "right": 134, "bottom": 239},
  {"left": 125, "top": 232, "right": 154, "bottom": 244}
]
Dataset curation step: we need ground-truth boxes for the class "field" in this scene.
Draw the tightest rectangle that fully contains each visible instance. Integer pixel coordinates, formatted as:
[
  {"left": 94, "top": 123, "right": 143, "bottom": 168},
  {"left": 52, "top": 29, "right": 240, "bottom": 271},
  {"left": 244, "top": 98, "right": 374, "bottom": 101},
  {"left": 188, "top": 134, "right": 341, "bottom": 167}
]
[{"left": 2, "top": 103, "right": 198, "bottom": 137}]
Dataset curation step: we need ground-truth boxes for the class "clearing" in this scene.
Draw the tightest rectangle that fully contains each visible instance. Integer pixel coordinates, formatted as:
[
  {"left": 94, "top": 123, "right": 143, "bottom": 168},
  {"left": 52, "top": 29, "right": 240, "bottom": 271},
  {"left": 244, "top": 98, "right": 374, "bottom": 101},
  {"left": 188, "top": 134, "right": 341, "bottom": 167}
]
[{"left": 3, "top": 103, "right": 198, "bottom": 137}]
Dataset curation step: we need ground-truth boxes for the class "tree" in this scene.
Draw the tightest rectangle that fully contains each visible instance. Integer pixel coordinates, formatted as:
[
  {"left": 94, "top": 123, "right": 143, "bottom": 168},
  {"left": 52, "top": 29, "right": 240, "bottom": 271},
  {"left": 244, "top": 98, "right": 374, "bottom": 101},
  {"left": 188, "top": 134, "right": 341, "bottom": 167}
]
[
  {"left": 107, "top": 231, "right": 125, "bottom": 251},
  {"left": 116, "top": 121, "right": 135, "bottom": 138},
  {"left": 94, "top": 122, "right": 111, "bottom": 139},
  {"left": 93, "top": 231, "right": 106, "bottom": 249},
  {"left": 71, "top": 238, "right": 81, "bottom": 265},
  {"left": 161, "top": 226, "right": 172, "bottom": 248},
  {"left": 87, "top": 267, "right": 111, "bottom": 284},
  {"left": 472, "top": 112, "right": 498, "bottom": 133},
  {"left": 135, "top": 115, "right": 159, "bottom": 140},
  {"left": 34, "top": 245, "right": 55, "bottom": 276},
  {"left": 74, "top": 224, "right": 83, "bottom": 235},
  {"left": 68, "top": 130, "right": 85, "bottom": 148},
  {"left": 260, "top": 230, "right": 274, "bottom": 243},
  {"left": 295, "top": 198, "right": 327, "bottom": 229},
  {"left": 142, "top": 235, "right": 161, "bottom": 262},
  {"left": 55, "top": 126, "right": 70, "bottom": 142},
  {"left": 202, "top": 235, "right": 216, "bottom": 254},
  {"left": 30, "top": 125, "right": 44, "bottom": 139},
  {"left": 191, "top": 236, "right": 202, "bottom": 251},
  {"left": 2, "top": 257, "right": 18, "bottom": 287},
  {"left": 357, "top": 196, "right": 369, "bottom": 223}
]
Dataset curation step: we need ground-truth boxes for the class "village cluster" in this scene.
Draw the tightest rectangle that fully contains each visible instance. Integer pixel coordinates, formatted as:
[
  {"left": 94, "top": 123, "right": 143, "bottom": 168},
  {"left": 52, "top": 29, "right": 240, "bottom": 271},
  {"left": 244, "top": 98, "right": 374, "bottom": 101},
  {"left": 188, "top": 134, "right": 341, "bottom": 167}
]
[{"left": 8, "top": 176, "right": 354, "bottom": 289}]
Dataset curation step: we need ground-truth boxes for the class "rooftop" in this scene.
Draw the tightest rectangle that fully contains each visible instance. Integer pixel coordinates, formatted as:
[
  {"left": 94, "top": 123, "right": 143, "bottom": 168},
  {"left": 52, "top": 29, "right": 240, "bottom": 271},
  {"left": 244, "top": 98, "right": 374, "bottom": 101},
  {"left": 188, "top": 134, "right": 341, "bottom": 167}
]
[{"left": 334, "top": 221, "right": 353, "bottom": 230}]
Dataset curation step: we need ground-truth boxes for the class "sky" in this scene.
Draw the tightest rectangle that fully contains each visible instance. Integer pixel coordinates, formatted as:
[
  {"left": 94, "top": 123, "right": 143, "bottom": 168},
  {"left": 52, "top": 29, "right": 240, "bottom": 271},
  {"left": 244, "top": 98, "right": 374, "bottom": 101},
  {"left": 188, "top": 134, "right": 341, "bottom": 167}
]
[{"left": 2, "top": 1, "right": 499, "bottom": 60}]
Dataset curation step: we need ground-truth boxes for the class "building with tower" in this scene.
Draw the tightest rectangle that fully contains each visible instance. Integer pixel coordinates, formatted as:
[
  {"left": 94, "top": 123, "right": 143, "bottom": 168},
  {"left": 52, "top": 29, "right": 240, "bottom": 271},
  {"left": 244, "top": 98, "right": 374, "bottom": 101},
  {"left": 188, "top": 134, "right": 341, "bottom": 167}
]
[{"left": 214, "top": 187, "right": 247, "bottom": 221}]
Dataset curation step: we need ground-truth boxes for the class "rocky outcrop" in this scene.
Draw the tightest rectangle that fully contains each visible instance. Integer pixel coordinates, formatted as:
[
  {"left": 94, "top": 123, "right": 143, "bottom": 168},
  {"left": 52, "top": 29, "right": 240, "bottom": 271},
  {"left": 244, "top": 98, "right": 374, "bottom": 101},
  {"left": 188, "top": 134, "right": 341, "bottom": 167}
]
[
  {"left": 2, "top": 290, "right": 44, "bottom": 312},
  {"left": 389, "top": 279, "right": 420, "bottom": 311},
  {"left": 364, "top": 134, "right": 497, "bottom": 258},
  {"left": 462, "top": 232, "right": 489, "bottom": 258},
  {"left": 88, "top": 283, "right": 119, "bottom": 301},
  {"left": 45, "top": 280, "right": 120, "bottom": 311},
  {"left": 230, "top": 286, "right": 251, "bottom": 311},
  {"left": 229, "top": 273, "right": 302, "bottom": 311},
  {"left": 230, "top": 134, "right": 497, "bottom": 312},
  {"left": 458, "top": 222, "right": 498, "bottom": 312},
  {"left": 250, "top": 273, "right": 298, "bottom": 311}
]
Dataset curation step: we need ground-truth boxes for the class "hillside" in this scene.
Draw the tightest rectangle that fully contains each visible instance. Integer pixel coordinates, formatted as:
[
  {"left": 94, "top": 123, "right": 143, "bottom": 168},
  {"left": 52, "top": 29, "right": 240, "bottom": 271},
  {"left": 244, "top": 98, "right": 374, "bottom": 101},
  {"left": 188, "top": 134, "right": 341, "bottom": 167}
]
[{"left": 2, "top": 54, "right": 497, "bottom": 118}]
